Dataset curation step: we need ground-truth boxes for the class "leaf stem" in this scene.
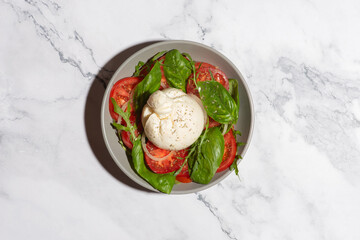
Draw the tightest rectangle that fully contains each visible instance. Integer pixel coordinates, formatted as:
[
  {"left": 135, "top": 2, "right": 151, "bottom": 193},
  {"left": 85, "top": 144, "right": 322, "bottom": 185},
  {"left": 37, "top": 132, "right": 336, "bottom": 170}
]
[{"left": 111, "top": 98, "right": 138, "bottom": 142}]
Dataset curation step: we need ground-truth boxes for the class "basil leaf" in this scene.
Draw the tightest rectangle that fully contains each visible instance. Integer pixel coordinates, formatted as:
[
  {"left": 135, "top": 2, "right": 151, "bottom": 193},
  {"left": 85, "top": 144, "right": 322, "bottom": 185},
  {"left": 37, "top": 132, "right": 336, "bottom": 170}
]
[
  {"left": 198, "top": 81, "right": 239, "bottom": 124},
  {"left": 163, "top": 49, "right": 192, "bottom": 92},
  {"left": 111, "top": 97, "right": 174, "bottom": 193},
  {"left": 228, "top": 79, "right": 240, "bottom": 110},
  {"left": 132, "top": 138, "right": 175, "bottom": 194},
  {"left": 133, "top": 61, "right": 161, "bottom": 116},
  {"left": 133, "top": 51, "right": 167, "bottom": 77},
  {"left": 188, "top": 127, "right": 225, "bottom": 184}
]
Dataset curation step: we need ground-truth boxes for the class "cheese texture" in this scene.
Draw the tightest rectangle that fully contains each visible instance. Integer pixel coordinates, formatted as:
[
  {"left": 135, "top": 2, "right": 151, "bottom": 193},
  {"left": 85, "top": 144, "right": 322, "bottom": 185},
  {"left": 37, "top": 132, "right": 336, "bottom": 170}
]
[{"left": 141, "top": 88, "right": 206, "bottom": 150}]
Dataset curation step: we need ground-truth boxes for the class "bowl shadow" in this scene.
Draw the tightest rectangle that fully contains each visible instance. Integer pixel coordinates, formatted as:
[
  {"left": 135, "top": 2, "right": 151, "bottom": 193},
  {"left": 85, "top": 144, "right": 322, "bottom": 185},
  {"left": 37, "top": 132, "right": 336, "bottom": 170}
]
[{"left": 84, "top": 41, "right": 162, "bottom": 193}]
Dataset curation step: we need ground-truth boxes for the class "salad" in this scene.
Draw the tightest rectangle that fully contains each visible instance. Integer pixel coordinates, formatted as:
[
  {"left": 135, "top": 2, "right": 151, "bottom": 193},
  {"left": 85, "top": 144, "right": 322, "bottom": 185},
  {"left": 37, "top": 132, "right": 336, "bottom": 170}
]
[{"left": 109, "top": 49, "right": 243, "bottom": 193}]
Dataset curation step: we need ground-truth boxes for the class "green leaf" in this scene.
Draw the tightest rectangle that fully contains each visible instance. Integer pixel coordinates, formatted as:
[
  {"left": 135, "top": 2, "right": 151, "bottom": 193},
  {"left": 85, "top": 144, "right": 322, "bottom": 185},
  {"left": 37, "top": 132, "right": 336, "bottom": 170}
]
[
  {"left": 230, "top": 155, "right": 243, "bottom": 176},
  {"left": 133, "top": 61, "right": 161, "bottom": 116},
  {"left": 151, "top": 51, "right": 167, "bottom": 61},
  {"left": 110, "top": 121, "right": 128, "bottom": 151},
  {"left": 111, "top": 121, "right": 130, "bottom": 132},
  {"left": 111, "top": 98, "right": 174, "bottom": 193},
  {"left": 219, "top": 123, "right": 233, "bottom": 135},
  {"left": 132, "top": 138, "right": 175, "bottom": 194},
  {"left": 111, "top": 98, "right": 137, "bottom": 141},
  {"left": 230, "top": 160, "right": 239, "bottom": 175},
  {"left": 126, "top": 101, "right": 131, "bottom": 115},
  {"left": 198, "top": 81, "right": 239, "bottom": 124},
  {"left": 133, "top": 51, "right": 166, "bottom": 77},
  {"left": 233, "top": 130, "right": 242, "bottom": 136},
  {"left": 163, "top": 49, "right": 192, "bottom": 92},
  {"left": 111, "top": 98, "right": 129, "bottom": 120},
  {"left": 228, "top": 79, "right": 240, "bottom": 110},
  {"left": 133, "top": 61, "right": 145, "bottom": 77},
  {"left": 188, "top": 127, "right": 225, "bottom": 184}
]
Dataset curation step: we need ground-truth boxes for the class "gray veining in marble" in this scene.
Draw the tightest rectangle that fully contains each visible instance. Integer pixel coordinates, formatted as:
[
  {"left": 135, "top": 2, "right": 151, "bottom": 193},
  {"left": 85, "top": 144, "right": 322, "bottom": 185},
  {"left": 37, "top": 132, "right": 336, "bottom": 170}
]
[{"left": 1, "top": 0, "right": 360, "bottom": 239}]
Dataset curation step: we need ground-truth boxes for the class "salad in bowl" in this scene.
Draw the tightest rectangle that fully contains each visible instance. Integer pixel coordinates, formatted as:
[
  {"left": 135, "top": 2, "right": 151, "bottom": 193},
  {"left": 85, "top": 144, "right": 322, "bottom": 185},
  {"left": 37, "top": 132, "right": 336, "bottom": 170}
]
[{"left": 101, "top": 41, "right": 253, "bottom": 194}]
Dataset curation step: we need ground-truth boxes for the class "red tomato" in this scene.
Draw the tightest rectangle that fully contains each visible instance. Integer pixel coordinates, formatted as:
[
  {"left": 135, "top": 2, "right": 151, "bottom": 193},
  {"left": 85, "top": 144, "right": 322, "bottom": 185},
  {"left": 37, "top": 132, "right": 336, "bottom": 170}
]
[
  {"left": 187, "top": 67, "right": 229, "bottom": 97},
  {"left": 120, "top": 111, "right": 141, "bottom": 149},
  {"left": 194, "top": 61, "right": 217, "bottom": 70},
  {"left": 208, "top": 118, "right": 221, "bottom": 128},
  {"left": 187, "top": 64, "right": 228, "bottom": 128},
  {"left": 109, "top": 77, "right": 142, "bottom": 121},
  {"left": 138, "top": 65, "right": 151, "bottom": 77},
  {"left": 157, "top": 56, "right": 170, "bottom": 89},
  {"left": 176, "top": 161, "right": 190, "bottom": 176},
  {"left": 176, "top": 161, "right": 192, "bottom": 183},
  {"left": 109, "top": 77, "right": 143, "bottom": 149},
  {"left": 217, "top": 129, "right": 237, "bottom": 172},
  {"left": 121, "top": 131, "right": 132, "bottom": 149},
  {"left": 144, "top": 141, "right": 188, "bottom": 174},
  {"left": 176, "top": 175, "right": 192, "bottom": 183}
]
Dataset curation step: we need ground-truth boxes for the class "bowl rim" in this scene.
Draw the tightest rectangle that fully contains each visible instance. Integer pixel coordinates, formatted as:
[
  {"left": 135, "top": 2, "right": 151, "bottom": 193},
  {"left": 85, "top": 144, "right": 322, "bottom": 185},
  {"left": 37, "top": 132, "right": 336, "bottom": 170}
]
[{"left": 100, "top": 40, "right": 254, "bottom": 194}]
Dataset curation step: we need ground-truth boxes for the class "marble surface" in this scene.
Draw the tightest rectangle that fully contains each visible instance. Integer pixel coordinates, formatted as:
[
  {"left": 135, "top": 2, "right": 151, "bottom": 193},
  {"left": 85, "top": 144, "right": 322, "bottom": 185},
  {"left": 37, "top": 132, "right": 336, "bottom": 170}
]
[{"left": 1, "top": 0, "right": 360, "bottom": 239}]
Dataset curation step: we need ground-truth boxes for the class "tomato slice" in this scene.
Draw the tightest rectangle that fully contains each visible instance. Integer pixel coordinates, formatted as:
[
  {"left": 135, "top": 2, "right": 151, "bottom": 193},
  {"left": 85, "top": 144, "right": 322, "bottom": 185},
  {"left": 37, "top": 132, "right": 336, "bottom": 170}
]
[
  {"left": 194, "top": 61, "right": 217, "bottom": 70},
  {"left": 120, "top": 111, "right": 141, "bottom": 149},
  {"left": 176, "top": 161, "right": 190, "bottom": 177},
  {"left": 144, "top": 141, "right": 188, "bottom": 174},
  {"left": 109, "top": 77, "right": 142, "bottom": 121},
  {"left": 217, "top": 129, "right": 237, "bottom": 172},
  {"left": 208, "top": 118, "right": 220, "bottom": 128},
  {"left": 176, "top": 175, "right": 192, "bottom": 183},
  {"left": 157, "top": 56, "right": 170, "bottom": 89},
  {"left": 187, "top": 66, "right": 229, "bottom": 97},
  {"left": 121, "top": 131, "right": 132, "bottom": 149},
  {"left": 187, "top": 63, "right": 228, "bottom": 128},
  {"left": 109, "top": 77, "right": 142, "bottom": 149},
  {"left": 175, "top": 162, "right": 192, "bottom": 183}
]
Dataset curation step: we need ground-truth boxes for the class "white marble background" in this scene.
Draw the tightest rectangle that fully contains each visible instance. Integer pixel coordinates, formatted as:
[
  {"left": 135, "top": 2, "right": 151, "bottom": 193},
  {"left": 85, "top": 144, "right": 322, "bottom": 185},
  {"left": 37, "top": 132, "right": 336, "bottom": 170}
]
[{"left": 1, "top": 0, "right": 360, "bottom": 239}]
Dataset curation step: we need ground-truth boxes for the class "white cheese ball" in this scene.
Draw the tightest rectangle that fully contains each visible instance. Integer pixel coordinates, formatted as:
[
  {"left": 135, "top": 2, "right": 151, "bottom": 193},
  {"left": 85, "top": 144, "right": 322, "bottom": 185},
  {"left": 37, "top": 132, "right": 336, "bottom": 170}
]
[{"left": 141, "top": 88, "right": 206, "bottom": 150}]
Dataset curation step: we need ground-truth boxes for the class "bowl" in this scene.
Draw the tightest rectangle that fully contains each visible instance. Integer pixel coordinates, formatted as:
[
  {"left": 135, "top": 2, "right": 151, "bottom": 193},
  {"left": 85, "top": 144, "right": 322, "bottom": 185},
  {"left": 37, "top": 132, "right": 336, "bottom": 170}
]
[{"left": 101, "top": 40, "right": 254, "bottom": 194}]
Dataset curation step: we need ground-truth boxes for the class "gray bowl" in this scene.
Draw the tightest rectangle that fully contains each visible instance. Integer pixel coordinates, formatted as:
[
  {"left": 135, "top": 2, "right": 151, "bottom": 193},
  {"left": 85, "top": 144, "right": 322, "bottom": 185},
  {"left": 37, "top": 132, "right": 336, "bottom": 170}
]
[{"left": 101, "top": 40, "right": 254, "bottom": 194}]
